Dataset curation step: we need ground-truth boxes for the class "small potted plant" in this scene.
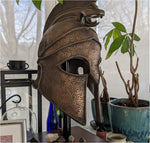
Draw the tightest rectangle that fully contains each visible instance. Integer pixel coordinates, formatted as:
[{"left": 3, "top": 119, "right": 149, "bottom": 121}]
[
  {"left": 103, "top": 0, "right": 150, "bottom": 142},
  {"left": 91, "top": 67, "right": 112, "bottom": 130}
]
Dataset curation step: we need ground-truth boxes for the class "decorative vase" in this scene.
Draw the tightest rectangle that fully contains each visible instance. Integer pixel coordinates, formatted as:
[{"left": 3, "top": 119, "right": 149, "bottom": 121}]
[
  {"left": 108, "top": 98, "right": 150, "bottom": 142},
  {"left": 47, "top": 103, "right": 59, "bottom": 131}
]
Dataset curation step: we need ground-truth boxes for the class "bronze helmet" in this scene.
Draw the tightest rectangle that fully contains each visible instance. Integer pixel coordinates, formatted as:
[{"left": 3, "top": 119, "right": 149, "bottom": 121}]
[{"left": 34, "top": 0, "right": 104, "bottom": 125}]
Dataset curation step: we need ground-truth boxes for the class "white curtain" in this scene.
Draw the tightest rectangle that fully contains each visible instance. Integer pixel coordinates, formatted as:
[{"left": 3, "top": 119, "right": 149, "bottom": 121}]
[
  {"left": 42, "top": 0, "right": 58, "bottom": 131},
  {"left": 0, "top": 0, "right": 46, "bottom": 69},
  {"left": 0, "top": 0, "right": 57, "bottom": 131}
]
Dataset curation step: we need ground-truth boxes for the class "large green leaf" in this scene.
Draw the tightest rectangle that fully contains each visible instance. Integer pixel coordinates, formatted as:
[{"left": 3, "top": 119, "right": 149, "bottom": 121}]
[
  {"left": 113, "top": 29, "right": 118, "bottom": 40},
  {"left": 113, "top": 28, "right": 121, "bottom": 40},
  {"left": 127, "top": 37, "right": 135, "bottom": 56},
  {"left": 104, "top": 29, "right": 113, "bottom": 50},
  {"left": 129, "top": 33, "right": 140, "bottom": 41},
  {"left": 106, "top": 35, "right": 126, "bottom": 59},
  {"left": 58, "top": 0, "right": 63, "bottom": 4},
  {"left": 16, "top": 0, "right": 19, "bottom": 4},
  {"left": 112, "top": 22, "right": 127, "bottom": 33},
  {"left": 32, "top": 0, "right": 42, "bottom": 10},
  {"left": 116, "top": 28, "right": 122, "bottom": 37},
  {"left": 121, "top": 36, "right": 130, "bottom": 54},
  {"left": 103, "top": 29, "right": 113, "bottom": 41}
]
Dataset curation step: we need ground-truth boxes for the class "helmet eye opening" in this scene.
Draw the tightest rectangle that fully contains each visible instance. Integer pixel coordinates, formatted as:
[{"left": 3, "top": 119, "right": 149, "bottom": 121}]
[
  {"left": 61, "top": 58, "right": 90, "bottom": 75},
  {"left": 78, "top": 67, "right": 84, "bottom": 75}
]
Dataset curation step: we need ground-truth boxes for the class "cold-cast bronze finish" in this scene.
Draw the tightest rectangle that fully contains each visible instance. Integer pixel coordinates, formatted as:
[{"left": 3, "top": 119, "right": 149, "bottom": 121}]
[{"left": 34, "top": 0, "right": 104, "bottom": 126}]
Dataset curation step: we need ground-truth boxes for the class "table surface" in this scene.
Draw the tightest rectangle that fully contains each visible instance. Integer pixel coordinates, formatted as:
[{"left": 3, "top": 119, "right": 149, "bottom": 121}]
[{"left": 34, "top": 126, "right": 106, "bottom": 142}]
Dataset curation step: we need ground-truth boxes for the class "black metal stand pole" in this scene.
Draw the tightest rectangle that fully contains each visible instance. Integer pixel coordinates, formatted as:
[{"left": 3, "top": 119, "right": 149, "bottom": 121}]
[
  {"left": 63, "top": 61, "right": 71, "bottom": 141},
  {"left": 63, "top": 113, "right": 71, "bottom": 140},
  {"left": 58, "top": 111, "right": 62, "bottom": 128}
]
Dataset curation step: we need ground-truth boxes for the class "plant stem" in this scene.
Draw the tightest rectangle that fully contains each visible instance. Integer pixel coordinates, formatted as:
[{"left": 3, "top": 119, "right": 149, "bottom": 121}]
[
  {"left": 129, "top": 0, "right": 139, "bottom": 106},
  {"left": 130, "top": 0, "right": 138, "bottom": 73},
  {"left": 99, "top": 67, "right": 110, "bottom": 102},
  {"left": 115, "top": 0, "right": 139, "bottom": 107}
]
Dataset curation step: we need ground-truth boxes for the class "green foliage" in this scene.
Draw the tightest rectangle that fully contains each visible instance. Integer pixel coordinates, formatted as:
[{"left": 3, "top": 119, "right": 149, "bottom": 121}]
[
  {"left": 103, "top": 22, "right": 140, "bottom": 59},
  {"left": 113, "top": 29, "right": 121, "bottom": 40},
  {"left": 16, "top": 0, "right": 19, "bottom": 5},
  {"left": 32, "top": 0, "right": 42, "bottom": 10},
  {"left": 58, "top": 0, "right": 63, "bottom": 4},
  {"left": 129, "top": 33, "right": 140, "bottom": 41},
  {"left": 106, "top": 35, "right": 125, "bottom": 59},
  {"left": 121, "top": 36, "right": 130, "bottom": 54},
  {"left": 112, "top": 22, "right": 127, "bottom": 33},
  {"left": 104, "top": 29, "right": 113, "bottom": 50}
]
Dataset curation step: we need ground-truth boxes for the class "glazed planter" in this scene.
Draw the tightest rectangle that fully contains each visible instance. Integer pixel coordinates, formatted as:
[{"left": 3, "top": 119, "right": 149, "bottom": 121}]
[
  {"left": 91, "top": 98, "right": 116, "bottom": 127},
  {"left": 108, "top": 98, "right": 150, "bottom": 142}
]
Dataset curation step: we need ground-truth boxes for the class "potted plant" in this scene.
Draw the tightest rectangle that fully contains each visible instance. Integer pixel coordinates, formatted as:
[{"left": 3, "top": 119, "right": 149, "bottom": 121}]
[{"left": 103, "top": 0, "right": 150, "bottom": 142}]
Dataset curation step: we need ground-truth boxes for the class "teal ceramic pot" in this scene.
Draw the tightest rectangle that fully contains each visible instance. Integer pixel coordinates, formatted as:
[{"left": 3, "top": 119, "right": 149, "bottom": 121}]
[
  {"left": 91, "top": 98, "right": 115, "bottom": 127},
  {"left": 108, "top": 98, "right": 150, "bottom": 142}
]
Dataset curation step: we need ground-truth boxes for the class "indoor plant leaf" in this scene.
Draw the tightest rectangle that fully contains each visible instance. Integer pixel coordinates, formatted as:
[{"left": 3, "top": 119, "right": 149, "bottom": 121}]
[
  {"left": 112, "top": 22, "right": 127, "bottom": 33},
  {"left": 103, "top": 29, "right": 113, "bottom": 41},
  {"left": 115, "top": 28, "right": 122, "bottom": 37},
  {"left": 106, "top": 35, "right": 126, "bottom": 59},
  {"left": 104, "top": 29, "right": 114, "bottom": 50},
  {"left": 16, "top": 0, "right": 19, "bottom": 4},
  {"left": 127, "top": 37, "right": 135, "bottom": 56},
  {"left": 58, "top": 0, "right": 63, "bottom": 4},
  {"left": 113, "top": 28, "right": 121, "bottom": 40},
  {"left": 32, "top": 0, "right": 42, "bottom": 10},
  {"left": 121, "top": 36, "right": 130, "bottom": 54},
  {"left": 129, "top": 33, "right": 140, "bottom": 41}
]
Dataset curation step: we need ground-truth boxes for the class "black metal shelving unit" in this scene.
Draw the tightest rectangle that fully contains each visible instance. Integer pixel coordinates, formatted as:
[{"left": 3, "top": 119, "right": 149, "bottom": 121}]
[{"left": 0, "top": 69, "right": 42, "bottom": 132}]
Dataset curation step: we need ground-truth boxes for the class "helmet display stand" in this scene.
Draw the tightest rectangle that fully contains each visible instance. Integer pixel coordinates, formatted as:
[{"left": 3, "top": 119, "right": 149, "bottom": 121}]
[{"left": 63, "top": 61, "right": 71, "bottom": 141}]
